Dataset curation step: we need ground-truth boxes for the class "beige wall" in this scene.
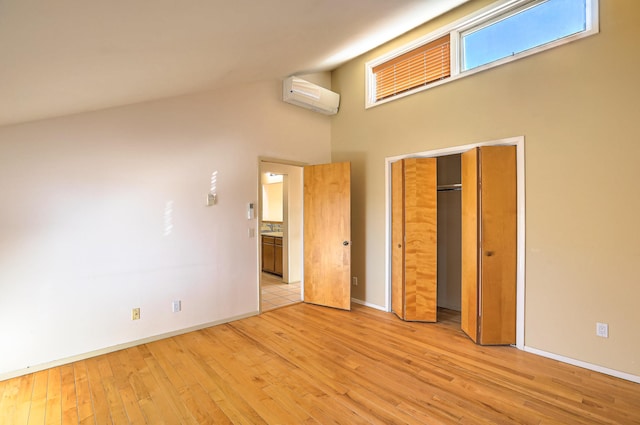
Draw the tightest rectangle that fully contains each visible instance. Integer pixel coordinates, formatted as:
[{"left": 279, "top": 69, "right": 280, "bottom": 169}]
[
  {"left": 331, "top": 0, "right": 640, "bottom": 376},
  {"left": 0, "top": 79, "right": 331, "bottom": 378}
]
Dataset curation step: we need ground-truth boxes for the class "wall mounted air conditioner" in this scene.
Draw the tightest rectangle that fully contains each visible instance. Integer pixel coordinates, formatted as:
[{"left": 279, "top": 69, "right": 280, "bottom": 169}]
[{"left": 283, "top": 76, "right": 340, "bottom": 115}]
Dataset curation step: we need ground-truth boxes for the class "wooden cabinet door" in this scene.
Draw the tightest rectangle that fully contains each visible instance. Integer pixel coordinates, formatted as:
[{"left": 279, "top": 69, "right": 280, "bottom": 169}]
[
  {"left": 391, "top": 158, "right": 437, "bottom": 322},
  {"left": 461, "top": 146, "right": 516, "bottom": 345},
  {"left": 303, "top": 162, "right": 351, "bottom": 310},
  {"left": 274, "top": 243, "right": 283, "bottom": 276},
  {"left": 262, "top": 236, "right": 275, "bottom": 273}
]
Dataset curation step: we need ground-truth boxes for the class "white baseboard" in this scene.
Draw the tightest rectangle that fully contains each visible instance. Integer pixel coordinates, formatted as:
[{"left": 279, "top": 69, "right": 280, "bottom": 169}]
[
  {"left": 0, "top": 310, "right": 260, "bottom": 382},
  {"left": 351, "top": 297, "right": 386, "bottom": 312},
  {"left": 524, "top": 346, "right": 640, "bottom": 384}
]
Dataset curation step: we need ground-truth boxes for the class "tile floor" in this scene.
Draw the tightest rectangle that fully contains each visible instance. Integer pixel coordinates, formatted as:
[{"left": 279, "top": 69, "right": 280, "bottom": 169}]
[{"left": 261, "top": 272, "right": 301, "bottom": 311}]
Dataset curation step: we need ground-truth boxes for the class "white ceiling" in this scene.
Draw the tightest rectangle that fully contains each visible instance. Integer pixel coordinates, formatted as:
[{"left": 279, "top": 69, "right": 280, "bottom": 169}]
[{"left": 0, "top": 0, "right": 468, "bottom": 127}]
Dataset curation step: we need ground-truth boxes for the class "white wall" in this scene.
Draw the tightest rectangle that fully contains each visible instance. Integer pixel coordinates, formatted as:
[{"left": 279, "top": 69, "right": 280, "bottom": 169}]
[{"left": 0, "top": 79, "right": 331, "bottom": 378}]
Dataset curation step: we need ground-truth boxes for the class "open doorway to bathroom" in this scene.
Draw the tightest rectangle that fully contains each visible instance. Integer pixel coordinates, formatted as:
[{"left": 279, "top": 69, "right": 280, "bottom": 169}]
[{"left": 258, "top": 160, "right": 304, "bottom": 311}]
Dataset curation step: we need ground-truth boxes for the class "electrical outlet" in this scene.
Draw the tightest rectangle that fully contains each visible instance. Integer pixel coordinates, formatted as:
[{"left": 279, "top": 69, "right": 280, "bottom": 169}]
[
  {"left": 132, "top": 308, "right": 141, "bottom": 320},
  {"left": 352, "top": 276, "right": 358, "bottom": 286},
  {"left": 596, "top": 322, "right": 608, "bottom": 338},
  {"left": 172, "top": 300, "right": 181, "bottom": 313}
]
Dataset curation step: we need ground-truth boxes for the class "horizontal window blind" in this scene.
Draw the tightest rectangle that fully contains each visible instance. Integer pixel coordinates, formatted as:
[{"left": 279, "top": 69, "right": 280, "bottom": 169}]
[{"left": 373, "top": 34, "right": 451, "bottom": 101}]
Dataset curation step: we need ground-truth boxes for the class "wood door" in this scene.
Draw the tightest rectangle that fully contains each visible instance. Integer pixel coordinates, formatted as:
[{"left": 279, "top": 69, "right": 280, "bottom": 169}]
[
  {"left": 391, "top": 158, "right": 437, "bottom": 322},
  {"left": 461, "top": 146, "right": 516, "bottom": 345},
  {"left": 303, "top": 162, "right": 351, "bottom": 310},
  {"left": 461, "top": 148, "right": 479, "bottom": 342},
  {"left": 404, "top": 158, "right": 438, "bottom": 322},
  {"left": 391, "top": 160, "right": 405, "bottom": 318},
  {"left": 478, "top": 146, "right": 516, "bottom": 345}
]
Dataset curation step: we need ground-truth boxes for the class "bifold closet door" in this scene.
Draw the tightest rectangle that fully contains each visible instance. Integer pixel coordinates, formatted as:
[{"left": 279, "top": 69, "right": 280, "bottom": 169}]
[
  {"left": 461, "top": 146, "right": 517, "bottom": 345},
  {"left": 391, "top": 160, "right": 405, "bottom": 318},
  {"left": 391, "top": 158, "right": 437, "bottom": 322},
  {"left": 461, "top": 148, "right": 479, "bottom": 341}
]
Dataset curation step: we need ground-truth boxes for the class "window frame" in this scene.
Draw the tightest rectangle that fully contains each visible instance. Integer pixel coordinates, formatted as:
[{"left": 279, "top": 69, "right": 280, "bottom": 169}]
[{"left": 365, "top": 0, "right": 599, "bottom": 108}]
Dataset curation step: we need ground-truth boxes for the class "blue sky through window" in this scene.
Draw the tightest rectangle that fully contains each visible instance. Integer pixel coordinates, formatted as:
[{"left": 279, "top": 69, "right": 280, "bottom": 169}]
[{"left": 463, "top": 0, "right": 587, "bottom": 70}]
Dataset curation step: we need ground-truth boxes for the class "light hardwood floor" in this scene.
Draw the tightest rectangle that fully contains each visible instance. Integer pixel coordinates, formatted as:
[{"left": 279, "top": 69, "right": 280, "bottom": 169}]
[{"left": 1, "top": 303, "right": 639, "bottom": 424}]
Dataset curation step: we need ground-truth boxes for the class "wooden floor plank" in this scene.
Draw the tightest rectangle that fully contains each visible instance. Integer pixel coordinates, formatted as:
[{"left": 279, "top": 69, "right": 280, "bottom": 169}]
[
  {"left": 10, "top": 374, "right": 35, "bottom": 425},
  {"left": 131, "top": 345, "right": 183, "bottom": 425},
  {"left": 142, "top": 344, "right": 198, "bottom": 425},
  {"left": 85, "top": 357, "right": 112, "bottom": 425},
  {"left": 1, "top": 303, "right": 639, "bottom": 424},
  {"left": 118, "top": 386, "right": 148, "bottom": 425},
  {"left": 161, "top": 337, "right": 233, "bottom": 424},
  {"left": 26, "top": 370, "right": 48, "bottom": 425},
  {"left": 94, "top": 356, "right": 128, "bottom": 424},
  {"left": 73, "top": 361, "right": 95, "bottom": 425},
  {"left": 59, "top": 364, "right": 78, "bottom": 424},
  {"left": 107, "top": 349, "right": 147, "bottom": 424},
  {"left": 44, "top": 368, "right": 62, "bottom": 425},
  {"left": 177, "top": 383, "right": 232, "bottom": 425}
]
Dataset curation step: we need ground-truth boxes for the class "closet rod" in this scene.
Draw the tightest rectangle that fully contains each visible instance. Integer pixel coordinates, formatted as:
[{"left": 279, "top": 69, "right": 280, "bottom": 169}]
[{"left": 437, "top": 183, "right": 462, "bottom": 192}]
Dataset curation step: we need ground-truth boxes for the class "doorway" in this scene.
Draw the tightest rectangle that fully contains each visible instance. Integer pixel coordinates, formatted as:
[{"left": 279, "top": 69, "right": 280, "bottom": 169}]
[
  {"left": 385, "top": 136, "right": 525, "bottom": 348},
  {"left": 436, "top": 154, "right": 462, "bottom": 324},
  {"left": 258, "top": 160, "right": 304, "bottom": 311}
]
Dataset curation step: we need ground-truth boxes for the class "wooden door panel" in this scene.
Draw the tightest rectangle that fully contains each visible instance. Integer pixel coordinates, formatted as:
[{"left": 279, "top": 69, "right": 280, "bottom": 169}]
[
  {"left": 391, "top": 160, "right": 405, "bottom": 318},
  {"left": 403, "top": 158, "right": 437, "bottom": 322},
  {"left": 303, "top": 162, "right": 351, "bottom": 310},
  {"left": 461, "top": 148, "right": 479, "bottom": 342},
  {"left": 479, "top": 146, "right": 517, "bottom": 344}
]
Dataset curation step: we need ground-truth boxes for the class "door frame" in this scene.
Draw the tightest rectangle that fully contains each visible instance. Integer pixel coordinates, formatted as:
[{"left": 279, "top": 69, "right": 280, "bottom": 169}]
[
  {"left": 257, "top": 157, "right": 306, "bottom": 312},
  {"left": 384, "top": 136, "right": 526, "bottom": 349}
]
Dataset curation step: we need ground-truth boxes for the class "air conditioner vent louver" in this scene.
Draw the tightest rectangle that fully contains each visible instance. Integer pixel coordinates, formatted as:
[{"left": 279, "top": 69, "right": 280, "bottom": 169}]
[{"left": 282, "top": 76, "right": 340, "bottom": 115}]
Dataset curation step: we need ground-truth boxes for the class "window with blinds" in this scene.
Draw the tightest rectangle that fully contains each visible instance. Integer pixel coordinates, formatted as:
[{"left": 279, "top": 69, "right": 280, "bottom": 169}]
[
  {"left": 372, "top": 35, "right": 451, "bottom": 101},
  {"left": 365, "top": 0, "right": 599, "bottom": 108}
]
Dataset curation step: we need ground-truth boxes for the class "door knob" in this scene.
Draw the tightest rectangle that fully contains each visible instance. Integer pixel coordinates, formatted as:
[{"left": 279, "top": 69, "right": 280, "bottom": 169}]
[
  {"left": 485, "top": 251, "right": 495, "bottom": 257},
  {"left": 343, "top": 241, "right": 349, "bottom": 246}
]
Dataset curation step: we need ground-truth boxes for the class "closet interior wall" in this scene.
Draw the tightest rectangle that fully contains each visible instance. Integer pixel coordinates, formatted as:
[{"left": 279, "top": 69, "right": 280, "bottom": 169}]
[{"left": 437, "top": 154, "right": 462, "bottom": 312}]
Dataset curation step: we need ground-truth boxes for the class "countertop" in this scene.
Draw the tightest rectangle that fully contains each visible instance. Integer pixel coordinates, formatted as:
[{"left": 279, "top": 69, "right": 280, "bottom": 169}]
[{"left": 261, "top": 232, "right": 283, "bottom": 238}]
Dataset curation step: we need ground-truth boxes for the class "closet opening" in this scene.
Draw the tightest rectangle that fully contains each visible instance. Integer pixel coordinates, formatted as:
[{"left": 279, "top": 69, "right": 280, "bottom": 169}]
[
  {"left": 436, "top": 154, "right": 462, "bottom": 327},
  {"left": 385, "top": 136, "right": 525, "bottom": 349}
]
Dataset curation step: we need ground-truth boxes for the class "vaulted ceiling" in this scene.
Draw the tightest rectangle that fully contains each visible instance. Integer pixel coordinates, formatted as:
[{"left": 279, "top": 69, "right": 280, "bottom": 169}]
[{"left": 0, "top": 0, "right": 468, "bottom": 126}]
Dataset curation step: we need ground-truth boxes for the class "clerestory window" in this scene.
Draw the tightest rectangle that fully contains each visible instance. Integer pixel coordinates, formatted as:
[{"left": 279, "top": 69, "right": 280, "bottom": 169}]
[{"left": 366, "top": 0, "right": 598, "bottom": 108}]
